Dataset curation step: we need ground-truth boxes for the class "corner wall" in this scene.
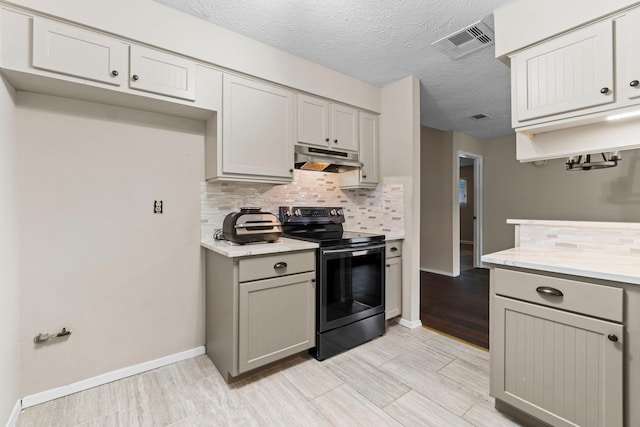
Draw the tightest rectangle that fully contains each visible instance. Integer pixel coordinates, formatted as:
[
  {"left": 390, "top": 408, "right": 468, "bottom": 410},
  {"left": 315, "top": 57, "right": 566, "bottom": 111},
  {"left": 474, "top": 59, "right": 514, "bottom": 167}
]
[
  {"left": 15, "top": 92, "right": 205, "bottom": 396},
  {"left": 380, "top": 76, "right": 421, "bottom": 326},
  {"left": 0, "top": 77, "right": 20, "bottom": 425}
]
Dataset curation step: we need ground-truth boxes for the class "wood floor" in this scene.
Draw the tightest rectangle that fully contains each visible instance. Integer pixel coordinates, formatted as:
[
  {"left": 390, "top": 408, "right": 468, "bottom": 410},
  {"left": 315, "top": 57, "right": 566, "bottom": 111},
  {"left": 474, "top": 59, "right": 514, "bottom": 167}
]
[
  {"left": 16, "top": 323, "right": 522, "bottom": 427},
  {"left": 420, "top": 268, "right": 490, "bottom": 349}
]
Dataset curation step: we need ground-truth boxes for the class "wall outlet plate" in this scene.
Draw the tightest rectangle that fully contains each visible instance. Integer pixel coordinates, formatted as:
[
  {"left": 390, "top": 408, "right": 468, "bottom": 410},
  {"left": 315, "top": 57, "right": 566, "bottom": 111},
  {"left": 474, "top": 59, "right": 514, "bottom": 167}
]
[{"left": 154, "top": 200, "right": 163, "bottom": 214}]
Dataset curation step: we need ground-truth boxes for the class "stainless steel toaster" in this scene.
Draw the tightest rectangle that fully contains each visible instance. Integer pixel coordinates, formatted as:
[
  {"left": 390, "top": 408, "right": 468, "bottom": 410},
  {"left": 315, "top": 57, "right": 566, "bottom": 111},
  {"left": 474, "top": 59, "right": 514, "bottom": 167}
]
[{"left": 222, "top": 208, "right": 282, "bottom": 244}]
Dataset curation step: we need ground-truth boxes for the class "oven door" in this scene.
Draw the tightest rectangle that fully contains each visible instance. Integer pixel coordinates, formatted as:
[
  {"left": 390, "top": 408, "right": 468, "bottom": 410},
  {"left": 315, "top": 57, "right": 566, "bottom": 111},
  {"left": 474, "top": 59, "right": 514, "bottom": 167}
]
[{"left": 318, "top": 243, "right": 385, "bottom": 333}]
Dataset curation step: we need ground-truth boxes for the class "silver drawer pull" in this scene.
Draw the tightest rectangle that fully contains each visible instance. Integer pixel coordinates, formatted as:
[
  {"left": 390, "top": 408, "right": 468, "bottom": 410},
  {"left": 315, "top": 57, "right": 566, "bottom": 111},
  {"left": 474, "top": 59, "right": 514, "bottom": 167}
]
[
  {"left": 536, "top": 286, "right": 563, "bottom": 297},
  {"left": 273, "top": 262, "right": 288, "bottom": 270}
]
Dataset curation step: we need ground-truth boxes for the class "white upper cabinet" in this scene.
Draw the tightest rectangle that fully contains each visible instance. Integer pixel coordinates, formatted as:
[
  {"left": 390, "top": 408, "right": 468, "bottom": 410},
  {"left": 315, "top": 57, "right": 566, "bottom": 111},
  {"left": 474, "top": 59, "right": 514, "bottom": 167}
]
[
  {"left": 358, "top": 111, "right": 379, "bottom": 185},
  {"left": 297, "top": 94, "right": 330, "bottom": 146},
  {"left": 32, "top": 16, "right": 124, "bottom": 86},
  {"left": 297, "top": 94, "right": 358, "bottom": 152},
  {"left": 220, "top": 74, "right": 295, "bottom": 182},
  {"left": 619, "top": 7, "right": 640, "bottom": 101},
  {"left": 129, "top": 44, "right": 196, "bottom": 101},
  {"left": 513, "top": 19, "right": 614, "bottom": 123},
  {"left": 330, "top": 103, "right": 358, "bottom": 152}
]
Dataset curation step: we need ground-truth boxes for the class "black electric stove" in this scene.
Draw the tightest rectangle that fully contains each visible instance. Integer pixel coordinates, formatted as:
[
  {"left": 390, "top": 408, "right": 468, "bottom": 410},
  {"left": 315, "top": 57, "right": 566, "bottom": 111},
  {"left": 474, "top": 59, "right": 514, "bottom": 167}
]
[
  {"left": 279, "top": 206, "right": 386, "bottom": 360},
  {"left": 278, "top": 206, "right": 385, "bottom": 246}
]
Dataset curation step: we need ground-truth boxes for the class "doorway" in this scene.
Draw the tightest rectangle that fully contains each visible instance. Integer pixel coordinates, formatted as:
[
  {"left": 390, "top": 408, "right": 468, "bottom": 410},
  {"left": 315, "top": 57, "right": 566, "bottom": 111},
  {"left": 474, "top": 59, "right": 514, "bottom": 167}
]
[{"left": 455, "top": 151, "right": 484, "bottom": 276}]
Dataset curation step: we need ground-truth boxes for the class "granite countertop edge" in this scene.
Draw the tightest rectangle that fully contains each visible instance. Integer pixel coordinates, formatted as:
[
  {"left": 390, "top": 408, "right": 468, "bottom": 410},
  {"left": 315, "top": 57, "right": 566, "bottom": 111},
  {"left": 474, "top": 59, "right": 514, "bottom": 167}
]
[{"left": 201, "top": 237, "right": 319, "bottom": 257}]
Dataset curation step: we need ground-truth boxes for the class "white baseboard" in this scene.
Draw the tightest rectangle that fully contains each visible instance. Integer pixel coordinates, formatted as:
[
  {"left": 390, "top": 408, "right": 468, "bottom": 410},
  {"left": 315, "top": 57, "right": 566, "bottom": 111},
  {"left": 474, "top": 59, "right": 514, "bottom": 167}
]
[
  {"left": 398, "top": 319, "right": 423, "bottom": 329},
  {"left": 4, "top": 399, "right": 21, "bottom": 427},
  {"left": 420, "top": 267, "right": 456, "bottom": 277},
  {"left": 21, "top": 346, "right": 205, "bottom": 408}
]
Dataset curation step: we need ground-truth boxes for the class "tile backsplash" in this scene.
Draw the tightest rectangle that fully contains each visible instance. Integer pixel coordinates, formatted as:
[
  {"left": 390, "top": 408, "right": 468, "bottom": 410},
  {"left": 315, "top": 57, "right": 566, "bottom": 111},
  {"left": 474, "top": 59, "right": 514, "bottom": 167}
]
[
  {"left": 518, "top": 224, "right": 640, "bottom": 256},
  {"left": 201, "top": 170, "right": 404, "bottom": 239}
]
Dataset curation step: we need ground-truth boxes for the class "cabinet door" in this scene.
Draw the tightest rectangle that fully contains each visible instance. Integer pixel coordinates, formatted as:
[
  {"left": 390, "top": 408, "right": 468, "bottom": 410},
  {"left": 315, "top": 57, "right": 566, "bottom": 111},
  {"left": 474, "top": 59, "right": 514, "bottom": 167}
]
[
  {"left": 238, "top": 272, "right": 316, "bottom": 373},
  {"left": 330, "top": 103, "right": 359, "bottom": 152},
  {"left": 358, "top": 111, "right": 379, "bottom": 185},
  {"left": 492, "top": 296, "right": 623, "bottom": 427},
  {"left": 32, "top": 16, "right": 124, "bottom": 86},
  {"left": 513, "top": 19, "right": 614, "bottom": 122},
  {"left": 297, "top": 94, "right": 329, "bottom": 147},
  {"left": 385, "top": 256, "right": 401, "bottom": 320},
  {"left": 619, "top": 7, "right": 640, "bottom": 101},
  {"left": 222, "top": 75, "right": 295, "bottom": 179},
  {"left": 129, "top": 45, "right": 196, "bottom": 101}
]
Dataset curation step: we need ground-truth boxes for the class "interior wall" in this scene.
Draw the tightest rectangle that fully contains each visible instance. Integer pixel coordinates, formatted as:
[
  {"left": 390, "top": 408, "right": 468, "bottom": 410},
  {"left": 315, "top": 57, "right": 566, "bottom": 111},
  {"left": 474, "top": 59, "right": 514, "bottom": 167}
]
[
  {"left": 0, "top": 77, "right": 20, "bottom": 423},
  {"left": 380, "top": 75, "right": 421, "bottom": 326},
  {"left": 15, "top": 92, "right": 205, "bottom": 396},
  {"left": 420, "top": 127, "right": 454, "bottom": 274},
  {"left": 483, "top": 134, "right": 640, "bottom": 254},
  {"left": 459, "top": 165, "right": 475, "bottom": 243}
]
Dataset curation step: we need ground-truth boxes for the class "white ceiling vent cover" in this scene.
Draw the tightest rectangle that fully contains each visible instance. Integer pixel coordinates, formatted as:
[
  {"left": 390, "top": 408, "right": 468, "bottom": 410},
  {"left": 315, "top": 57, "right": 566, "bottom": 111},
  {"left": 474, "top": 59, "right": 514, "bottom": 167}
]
[{"left": 432, "top": 20, "right": 495, "bottom": 59}]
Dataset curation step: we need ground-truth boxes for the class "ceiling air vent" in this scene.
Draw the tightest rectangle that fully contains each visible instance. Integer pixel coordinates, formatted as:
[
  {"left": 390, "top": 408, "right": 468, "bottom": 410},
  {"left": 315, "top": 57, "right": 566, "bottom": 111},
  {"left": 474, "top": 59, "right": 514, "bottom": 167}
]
[
  {"left": 469, "top": 113, "right": 492, "bottom": 120},
  {"left": 432, "top": 20, "right": 495, "bottom": 59}
]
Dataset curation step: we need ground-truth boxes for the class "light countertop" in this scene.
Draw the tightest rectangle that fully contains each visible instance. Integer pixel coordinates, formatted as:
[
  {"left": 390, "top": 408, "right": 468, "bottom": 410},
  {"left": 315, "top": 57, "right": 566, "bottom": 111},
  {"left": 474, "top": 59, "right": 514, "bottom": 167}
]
[
  {"left": 201, "top": 237, "right": 318, "bottom": 257},
  {"left": 482, "top": 247, "right": 640, "bottom": 285},
  {"left": 507, "top": 219, "right": 640, "bottom": 230}
]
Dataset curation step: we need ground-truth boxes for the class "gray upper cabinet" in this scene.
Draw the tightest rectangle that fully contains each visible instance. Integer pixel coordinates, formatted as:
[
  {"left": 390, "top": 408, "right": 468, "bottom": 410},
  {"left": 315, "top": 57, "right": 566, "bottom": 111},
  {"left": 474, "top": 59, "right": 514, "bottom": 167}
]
[{"left": 340, "top": 111, "right": 379, "bottom": 188}]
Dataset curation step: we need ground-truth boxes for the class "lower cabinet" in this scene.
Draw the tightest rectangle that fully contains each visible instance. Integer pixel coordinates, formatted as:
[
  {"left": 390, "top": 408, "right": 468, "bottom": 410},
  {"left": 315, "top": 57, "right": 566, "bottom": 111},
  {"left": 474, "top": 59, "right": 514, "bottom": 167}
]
[
  {"left": 238, "top": 272, "right": 316, "bottom": 373},
  {"left": 490, "top": 267, "right": 623, "bottom": 427},
  {"left": 205, "top": 249, "right": 316, "bottom": 381},
  {"left": 385, "top": 240, "right": 402, "bottom": 320}
]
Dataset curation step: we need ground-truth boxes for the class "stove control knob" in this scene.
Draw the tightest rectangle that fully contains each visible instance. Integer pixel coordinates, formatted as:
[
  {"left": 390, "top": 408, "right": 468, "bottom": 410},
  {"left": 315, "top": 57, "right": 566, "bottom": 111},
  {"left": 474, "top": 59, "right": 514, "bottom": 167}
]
[
  {"left": 337, "top": 209, "right": 344, "bottom": 216},
  {"left": 294, "top": 209, "right": 301, "bottom": 217},
  {"left": 330, "top": 209, "right": 337, "bottom": 216},
  {"left": 284, "top": 210, "right": 292, "bottom": 218}
]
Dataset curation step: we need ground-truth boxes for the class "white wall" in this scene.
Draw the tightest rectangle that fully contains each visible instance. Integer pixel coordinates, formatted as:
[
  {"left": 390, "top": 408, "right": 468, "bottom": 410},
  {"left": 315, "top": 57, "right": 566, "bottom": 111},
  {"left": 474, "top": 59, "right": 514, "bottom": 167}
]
[
  {"left": 484, "top": 134, "right": 640, "bottom": 254},
  {"left": 15, "top": 92, "right": 205, "bottom": 396},
  {"left": 5, "top": 0, "right": 380, "bottom": 113},
  {"left": 380, "top": 76, "right": 421, "bottom": 326},
  {"left": 494, "top": 0, "right": 639, "bottom": 57},
  {"left": 0, "top": 77, "right": 20, "bottom": 425}
]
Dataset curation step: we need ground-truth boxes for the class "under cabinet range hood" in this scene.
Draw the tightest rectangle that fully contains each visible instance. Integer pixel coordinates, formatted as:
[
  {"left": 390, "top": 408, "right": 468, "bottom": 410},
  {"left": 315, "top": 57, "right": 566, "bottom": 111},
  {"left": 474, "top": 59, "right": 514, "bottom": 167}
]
[{"left": 294, "top": 145, "right": 362, "bottom": 173}]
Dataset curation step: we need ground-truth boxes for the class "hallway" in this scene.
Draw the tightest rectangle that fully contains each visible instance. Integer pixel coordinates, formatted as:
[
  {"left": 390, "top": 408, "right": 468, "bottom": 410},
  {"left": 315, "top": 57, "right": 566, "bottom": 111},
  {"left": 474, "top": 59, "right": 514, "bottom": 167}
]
[{"left": 420, "top": 268, "right": 489, "bottom": 349}]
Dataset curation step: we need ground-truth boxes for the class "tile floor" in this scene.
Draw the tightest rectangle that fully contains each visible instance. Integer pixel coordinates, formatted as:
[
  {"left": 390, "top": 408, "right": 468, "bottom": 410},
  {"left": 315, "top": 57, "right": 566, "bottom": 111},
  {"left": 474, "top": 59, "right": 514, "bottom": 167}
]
[{"left": 16, "top": 323, "right": 523, "bottom": 426}]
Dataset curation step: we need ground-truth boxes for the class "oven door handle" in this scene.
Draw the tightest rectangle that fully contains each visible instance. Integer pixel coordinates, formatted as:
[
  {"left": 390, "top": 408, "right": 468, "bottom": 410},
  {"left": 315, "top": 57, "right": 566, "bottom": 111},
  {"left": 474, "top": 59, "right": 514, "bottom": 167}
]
[{"left": 322, "top": 243, "right": 386, "bottom": 256}]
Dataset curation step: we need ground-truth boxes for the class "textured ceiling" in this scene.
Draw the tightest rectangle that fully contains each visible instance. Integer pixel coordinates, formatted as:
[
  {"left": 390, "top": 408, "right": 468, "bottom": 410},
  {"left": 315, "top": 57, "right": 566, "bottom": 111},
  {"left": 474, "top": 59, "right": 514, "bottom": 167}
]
[{"left": 155, "top": 0, "right": 516, "bottom": 139}]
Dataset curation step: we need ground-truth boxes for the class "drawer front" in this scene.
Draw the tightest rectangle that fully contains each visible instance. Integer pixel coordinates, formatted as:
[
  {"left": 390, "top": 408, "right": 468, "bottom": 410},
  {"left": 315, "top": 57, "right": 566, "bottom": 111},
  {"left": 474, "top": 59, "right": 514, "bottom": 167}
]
[
  {"left": 494, "top": 268, "right": 623, "bottom": 322},
  {"left": 385, "top": 240, "right": 402, "bottom": 258},
  {"left": 239, "top": 250, "right": 315, "bottom": 282}
]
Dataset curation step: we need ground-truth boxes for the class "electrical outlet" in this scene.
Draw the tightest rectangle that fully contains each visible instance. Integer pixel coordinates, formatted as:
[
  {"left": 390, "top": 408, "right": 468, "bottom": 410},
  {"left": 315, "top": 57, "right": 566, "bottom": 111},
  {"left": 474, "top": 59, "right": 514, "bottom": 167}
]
[{"left": 154, "top": 200, "right": 163, "bottom": 214}]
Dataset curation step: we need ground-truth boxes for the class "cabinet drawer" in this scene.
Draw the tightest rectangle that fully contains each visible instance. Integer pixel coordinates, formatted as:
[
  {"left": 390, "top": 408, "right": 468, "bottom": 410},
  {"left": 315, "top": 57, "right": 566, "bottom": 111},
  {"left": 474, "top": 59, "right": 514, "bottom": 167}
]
[
  {"left": 239, "top": 251, "right": 315, "bottom": 282},
  {"left": 385, "top": 240, "right": 402, "bottom": 258},
  {"left": 494, "top": 268, "right": 623, "bottom": 322}
]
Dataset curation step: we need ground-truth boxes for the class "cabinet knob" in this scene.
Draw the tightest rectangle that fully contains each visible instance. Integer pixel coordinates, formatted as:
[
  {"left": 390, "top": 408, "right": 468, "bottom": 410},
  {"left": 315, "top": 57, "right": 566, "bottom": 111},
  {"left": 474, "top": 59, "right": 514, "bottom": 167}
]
[
  {"left": 600, "top": 87, "right": 610, "bottom": 94},
  {"left": 289, "top": 168, "right": 293, "bottom": 173},
  {"left": 362, "top": 175, "right": 367, "bottom": 179},
  {"left": 631, "top": 80, "right": 639, "bottom": 87},
  {"left": 333, "top": 139, "right": 338, "bottom": 144},
  {"left": 273, "top": 262, "right": 287, "bottom": 269},
  {"left": 608, "top": 334, "right": 619, "bottom": 342},
  {"left": 536, "top": 286, "right": 563, "bottom": 297},
  {"left": 390, "top": 247, "right": 398, "bottom": 252},
  {"left": 111, "top": 70, "right": 119, "bottom": 77},
  {"left": 386, "top": 264, "right": 391, "bottom": 267},
  {"left": 132, "top": 74, "right": 140, "bottom": 81},
  {"left": 311, "top": 278, "right": 316, "bottom": 283},
  {"left": 325, "top": 138, "right": 330, "bottom": 142}
]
